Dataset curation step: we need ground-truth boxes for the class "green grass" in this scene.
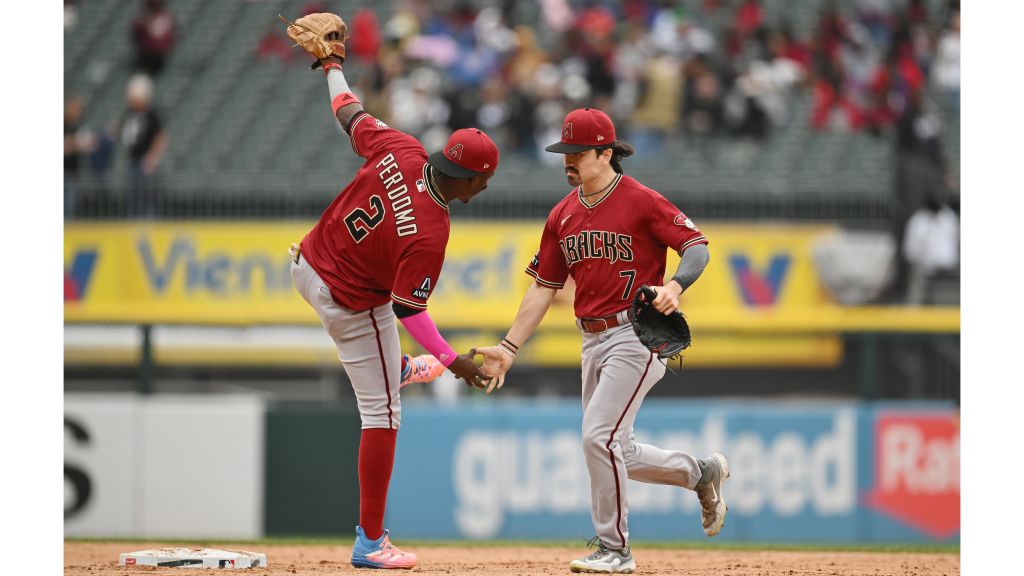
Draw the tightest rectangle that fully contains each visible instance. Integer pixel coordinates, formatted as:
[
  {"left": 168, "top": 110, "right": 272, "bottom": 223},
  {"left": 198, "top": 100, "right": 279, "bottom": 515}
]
[{"left": 65, "top": 537, "right": 958, "bottom": 554}]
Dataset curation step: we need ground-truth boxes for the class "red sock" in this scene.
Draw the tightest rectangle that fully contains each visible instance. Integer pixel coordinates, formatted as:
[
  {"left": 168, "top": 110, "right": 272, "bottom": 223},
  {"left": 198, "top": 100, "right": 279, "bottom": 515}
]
[{"left": 358, "top": 428, "right": 397, "bottom": 541}]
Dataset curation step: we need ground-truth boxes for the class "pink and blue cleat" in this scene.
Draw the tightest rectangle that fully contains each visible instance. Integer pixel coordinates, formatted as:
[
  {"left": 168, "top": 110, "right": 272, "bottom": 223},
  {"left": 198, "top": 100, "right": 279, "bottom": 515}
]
[
  {"left": 399, "top": 353, "right": 446, "bottom": 389},
  {"left": 351, "top": 526, "right": 418, "bottom": 569}
]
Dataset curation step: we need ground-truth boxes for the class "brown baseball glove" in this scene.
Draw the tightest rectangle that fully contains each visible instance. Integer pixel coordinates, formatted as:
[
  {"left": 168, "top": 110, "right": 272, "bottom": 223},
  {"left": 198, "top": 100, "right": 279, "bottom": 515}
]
[{"left": 278, "top": 12, "right": 348, "bottom": 69}]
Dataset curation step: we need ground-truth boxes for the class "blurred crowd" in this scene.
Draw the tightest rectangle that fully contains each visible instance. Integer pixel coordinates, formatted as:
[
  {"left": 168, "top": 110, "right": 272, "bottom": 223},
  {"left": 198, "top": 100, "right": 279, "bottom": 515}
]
[{"left": 252, "top": 0, "right": 960, "bottom": 165}]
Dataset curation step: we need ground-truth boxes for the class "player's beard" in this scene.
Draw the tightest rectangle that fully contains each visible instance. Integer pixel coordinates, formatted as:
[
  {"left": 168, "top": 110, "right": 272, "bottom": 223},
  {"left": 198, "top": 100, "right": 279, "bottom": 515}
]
[{"left": 565, "top": 168, "right": 581, "bottom": 187}]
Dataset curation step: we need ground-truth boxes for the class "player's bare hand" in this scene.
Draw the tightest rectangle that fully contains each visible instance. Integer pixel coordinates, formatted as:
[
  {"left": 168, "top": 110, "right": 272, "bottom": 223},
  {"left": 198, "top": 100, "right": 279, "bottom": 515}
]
[
  {"left": 475, "top": 346, "right": 514, "bottom": 394},
  {"left": 648, "top": 282, "right": 682, "bottom": 315},
  {"left": 447, "top": 351, "right": 491, "bottom": 389}
]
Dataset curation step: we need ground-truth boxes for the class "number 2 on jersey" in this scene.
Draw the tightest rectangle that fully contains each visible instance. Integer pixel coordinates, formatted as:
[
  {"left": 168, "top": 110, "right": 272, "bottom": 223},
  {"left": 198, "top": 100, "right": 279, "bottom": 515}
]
[
  {"left": 344, "top": 195, "right": 386, "bottom": 243},
  {"left": 619, "top": 269, "right": 636, "bottom": 300}
]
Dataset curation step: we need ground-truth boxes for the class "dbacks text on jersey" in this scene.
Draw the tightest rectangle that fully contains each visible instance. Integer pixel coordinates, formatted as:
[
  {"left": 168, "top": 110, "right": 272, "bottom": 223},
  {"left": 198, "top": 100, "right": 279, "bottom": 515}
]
[{"left": 559, "top": 231, "right": 634, "bottom": 267}]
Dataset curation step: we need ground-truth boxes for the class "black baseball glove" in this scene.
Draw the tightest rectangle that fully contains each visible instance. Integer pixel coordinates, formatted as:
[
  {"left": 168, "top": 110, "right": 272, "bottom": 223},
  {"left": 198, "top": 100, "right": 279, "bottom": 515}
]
[{"left": 630, "top": 285, "right": 692, "bottom": 359}]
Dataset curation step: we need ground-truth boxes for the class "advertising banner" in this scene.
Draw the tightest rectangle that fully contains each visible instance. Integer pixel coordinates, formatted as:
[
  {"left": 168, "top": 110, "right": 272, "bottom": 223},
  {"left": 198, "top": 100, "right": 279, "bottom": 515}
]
[
  {"left": 386, "top": 400, "right": 959, "bottom": 543},
  {"left": 64, "top": 222, "right": 956, "bottom": 367},
  {"left": 63, "top": 222, "right": 838, "bottom": 326},
  {"left": 64, "top": 394, "right": 265, "bottom": 539}
]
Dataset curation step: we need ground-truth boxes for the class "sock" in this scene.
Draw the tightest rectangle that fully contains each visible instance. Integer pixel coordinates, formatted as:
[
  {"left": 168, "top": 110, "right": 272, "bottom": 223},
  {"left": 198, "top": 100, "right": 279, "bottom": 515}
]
[
  {"left": 358, "top": 428, "right": 398, "bottom": 541},
  {"left": 696, "top": 458, "right": 709, "bottom": 486}
]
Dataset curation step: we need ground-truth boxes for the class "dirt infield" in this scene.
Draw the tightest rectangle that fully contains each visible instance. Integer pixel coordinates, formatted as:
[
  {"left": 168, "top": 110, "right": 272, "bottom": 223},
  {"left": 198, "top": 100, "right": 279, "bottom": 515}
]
[{"left": 64, "top": 541, "right": 959, "bottom": 575}]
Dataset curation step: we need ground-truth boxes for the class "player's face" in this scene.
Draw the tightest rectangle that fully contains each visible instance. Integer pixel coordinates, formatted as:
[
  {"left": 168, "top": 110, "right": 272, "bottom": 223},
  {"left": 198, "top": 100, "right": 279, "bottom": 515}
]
[
  {"left": 458, "top": 171, "right": 495, "bottom": 203},
  {"left": 563, "top": 149, "right": 609, "bottom": 187}
]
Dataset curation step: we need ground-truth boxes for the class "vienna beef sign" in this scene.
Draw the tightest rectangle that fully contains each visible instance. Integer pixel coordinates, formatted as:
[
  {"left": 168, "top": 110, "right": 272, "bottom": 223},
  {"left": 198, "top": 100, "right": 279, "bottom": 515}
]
[{"left": 865, "top": 412, "right": 960, "bottom": 538}]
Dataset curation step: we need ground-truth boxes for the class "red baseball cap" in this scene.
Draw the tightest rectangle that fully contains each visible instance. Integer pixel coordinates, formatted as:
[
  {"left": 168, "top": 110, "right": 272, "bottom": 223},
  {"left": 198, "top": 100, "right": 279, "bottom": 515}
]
[
  {"left": 428, "top": 128, "right": 500, "bottom": 178},
  {"left": 545, "top": 107, "right": 617, "bottom": 153}
]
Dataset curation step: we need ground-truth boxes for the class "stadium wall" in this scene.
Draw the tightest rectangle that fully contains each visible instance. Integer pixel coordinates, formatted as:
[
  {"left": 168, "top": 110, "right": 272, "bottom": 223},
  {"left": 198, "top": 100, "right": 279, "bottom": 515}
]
[{"left": 63, "top": 396, "right": 958, "bottom": 543}]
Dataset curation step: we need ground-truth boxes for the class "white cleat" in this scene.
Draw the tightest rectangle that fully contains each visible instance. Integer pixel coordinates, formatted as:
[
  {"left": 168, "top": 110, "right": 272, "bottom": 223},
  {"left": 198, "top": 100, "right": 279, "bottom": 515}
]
[{"left": 569, "top": 543, "right": 636, "bottom": 574}]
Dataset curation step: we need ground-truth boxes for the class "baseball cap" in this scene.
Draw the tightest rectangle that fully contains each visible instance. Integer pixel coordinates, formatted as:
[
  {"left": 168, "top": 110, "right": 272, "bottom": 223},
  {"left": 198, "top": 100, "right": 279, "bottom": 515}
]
[
  {"left": 428, "top": 128, "right": 500, "bottom": 179},
  {"left": 545, "top": 107, "right": 617, "bottom": 154}
]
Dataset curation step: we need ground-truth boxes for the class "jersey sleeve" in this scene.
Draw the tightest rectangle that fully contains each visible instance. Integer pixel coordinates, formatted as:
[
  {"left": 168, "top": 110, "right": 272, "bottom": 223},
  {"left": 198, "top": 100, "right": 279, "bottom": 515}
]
[
  {"left": 648, "top": 194, "right": 709, "bottom": 254},
  {"left": 348, "top": 112, "right": 419, "bottom": 160},
  {"left": 391, "top": 247, "right": 445, "bottom": 311},
  {"left": 525, "top": 216, "right": 569, "bottom": 289}
]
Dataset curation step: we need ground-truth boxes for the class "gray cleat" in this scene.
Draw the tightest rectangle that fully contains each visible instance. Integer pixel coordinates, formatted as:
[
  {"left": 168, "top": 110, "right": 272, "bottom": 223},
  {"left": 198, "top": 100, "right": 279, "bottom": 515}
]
[
  {"left": 695, "top": 452, "right": 729, "bottom": 537},
  {"left": 569, "top": 541, "right": 636, "bottom": 574}
]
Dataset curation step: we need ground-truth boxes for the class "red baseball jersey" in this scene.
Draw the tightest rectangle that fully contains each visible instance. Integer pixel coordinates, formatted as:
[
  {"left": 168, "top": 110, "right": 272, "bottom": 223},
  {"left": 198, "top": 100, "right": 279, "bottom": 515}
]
[
  {"left": 526, "top": 174, "right": 708, "bottom": 319},
  {"left": 301, "top": 112, "right": 450, "bottom": 312}
]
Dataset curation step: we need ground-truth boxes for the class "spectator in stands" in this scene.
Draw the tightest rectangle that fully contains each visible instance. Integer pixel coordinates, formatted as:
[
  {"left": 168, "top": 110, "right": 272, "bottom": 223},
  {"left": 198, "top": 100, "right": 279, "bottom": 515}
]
[
  {"left": 64, "top": 97, "right": 91, "bottom": 219},
  {"left": 131, "top": 0, "right": 176, "bottom": 77},
  {"left": 734, "top": 0, "right": 764, "bottom": 40},
  {"left": 896, "top": 87, "right": 947, "bottom": 218},
  {"left": 810, "top": 52, "right": 862, "bottom": 131},
  {"left": 628, "top": 49, "right": 682, "bottom": 154},
  {"left": 120, "top": 74, "right": 167, "bottom": 219},
  {"left": 348, "top": 9, "right": 383, "bottom": 63},
  {"left": 64, "top": 0, "right": 78, "bottom": 32},
  {"left": 682, "top": 59, "right": 725, "bottom": 138},
  {"left": 902, "top": 195, "right": 959, "bottom": 305},
  {"left": 933, "top": 7, "right": 960, "bottom": 110},
  {"left": 737, "top": 28, "right": 807, "bottom": 130}
]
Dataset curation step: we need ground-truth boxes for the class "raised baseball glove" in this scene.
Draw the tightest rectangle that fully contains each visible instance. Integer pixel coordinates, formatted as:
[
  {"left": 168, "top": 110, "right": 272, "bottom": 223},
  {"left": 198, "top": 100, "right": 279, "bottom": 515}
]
[
  {"left": 631, "top": 285, "right": 692, "bottom": 359},
  {"left": 278, "top": 12, "right": 348, "bottom": 69}
]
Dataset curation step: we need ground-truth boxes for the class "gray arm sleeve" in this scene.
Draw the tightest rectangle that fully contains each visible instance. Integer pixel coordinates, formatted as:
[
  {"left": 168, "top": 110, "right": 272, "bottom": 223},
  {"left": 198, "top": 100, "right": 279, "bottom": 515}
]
[{"left": 670, "top": 243, "right": 710, "bottom": 293}]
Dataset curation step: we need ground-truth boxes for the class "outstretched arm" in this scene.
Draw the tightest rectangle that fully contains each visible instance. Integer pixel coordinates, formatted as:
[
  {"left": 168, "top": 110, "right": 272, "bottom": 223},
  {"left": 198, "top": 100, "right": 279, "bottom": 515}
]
[
  {"left": 320, "top": 54, "right": 365, "bottom": 130},
  {"left": 478, "top": 282, "right": 559, "bottom": 393}
]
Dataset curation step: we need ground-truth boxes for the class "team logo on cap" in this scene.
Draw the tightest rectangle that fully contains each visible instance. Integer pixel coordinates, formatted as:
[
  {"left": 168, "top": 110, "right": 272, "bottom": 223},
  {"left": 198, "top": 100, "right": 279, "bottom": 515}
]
[
  {"left": 562, "top": 122, "right": 573, "bottom": 140},
  {"left": 447, "top": 143, "right": 464, "bottom": 161}
]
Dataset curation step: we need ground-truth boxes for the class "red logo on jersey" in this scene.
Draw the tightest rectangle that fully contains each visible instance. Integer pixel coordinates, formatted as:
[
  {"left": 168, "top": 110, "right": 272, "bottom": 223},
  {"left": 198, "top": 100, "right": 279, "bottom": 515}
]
[
  {"left": 562, "top": 122, "right": 573, "bottom": 140},
  {"left": 673, "top": 213, "right": 698, "bottom": 230},
  {"left": 125, "top": 558, "right": 137, "bottom": 566},
  {"left": 447, "top": 143, "right": 465, "bottom": 161},
  {"left": 864, "top": 412, "right": 960, "bottom": 538}
]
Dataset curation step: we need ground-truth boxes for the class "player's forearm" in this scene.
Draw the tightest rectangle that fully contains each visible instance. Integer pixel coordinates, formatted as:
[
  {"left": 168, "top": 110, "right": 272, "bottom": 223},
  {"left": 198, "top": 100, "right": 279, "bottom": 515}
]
[
  {"left": 398, "top": 310, "right": 458, "bottom": 367},
  {"left": 323, "top": 63, "right": 364, "bottom": 131},
  {"left": 669, "top": 243, "right": 710, "bottom": 294},
  {"left": 503, "top": 283, "right": 558, "bottom": 350}
]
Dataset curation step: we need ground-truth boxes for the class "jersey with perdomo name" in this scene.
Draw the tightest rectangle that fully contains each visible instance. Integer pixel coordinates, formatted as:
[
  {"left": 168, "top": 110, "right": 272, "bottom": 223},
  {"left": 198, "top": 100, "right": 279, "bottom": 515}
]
[
  {"left": 526, "top": 173, "right": 708, "bottom": 319},
  {"left": 301, "top": 112, "right": 450, "bottom": 312}
]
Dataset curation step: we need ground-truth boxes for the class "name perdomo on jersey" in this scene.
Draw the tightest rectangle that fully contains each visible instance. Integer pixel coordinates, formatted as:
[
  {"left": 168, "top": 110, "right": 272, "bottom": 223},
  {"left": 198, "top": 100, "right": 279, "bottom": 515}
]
[
  {"left": 376, "top": 152, "right": 418, "bottom": 237},
  {"left": 559, "top": 230, "right": 634, "bottom": 267}
]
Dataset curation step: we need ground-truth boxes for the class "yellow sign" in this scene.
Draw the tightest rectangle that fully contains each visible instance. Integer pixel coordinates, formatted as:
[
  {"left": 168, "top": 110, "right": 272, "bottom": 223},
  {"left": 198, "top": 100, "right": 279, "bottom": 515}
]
[{"left": 64, "top": 221, "right": 958, "bottom": 367}]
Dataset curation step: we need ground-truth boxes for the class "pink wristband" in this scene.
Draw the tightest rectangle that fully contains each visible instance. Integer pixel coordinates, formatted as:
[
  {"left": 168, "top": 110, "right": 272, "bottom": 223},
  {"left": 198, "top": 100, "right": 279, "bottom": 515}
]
[
  {"left": 398, "top": 311, "right": 458, "bottom": 366},
  {"left": 331, "top": 92, "right": 361, "bottom": 115}
]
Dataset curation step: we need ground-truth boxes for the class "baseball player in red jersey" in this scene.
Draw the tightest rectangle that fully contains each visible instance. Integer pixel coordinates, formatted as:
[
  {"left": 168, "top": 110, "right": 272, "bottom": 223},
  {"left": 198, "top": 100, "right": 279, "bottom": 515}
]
[
  {"left": 291, "top": 46, "right": 497, "bottom": 569},
  {"left": 478, "top": 108, "right": 729, "bottom": 573}
]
